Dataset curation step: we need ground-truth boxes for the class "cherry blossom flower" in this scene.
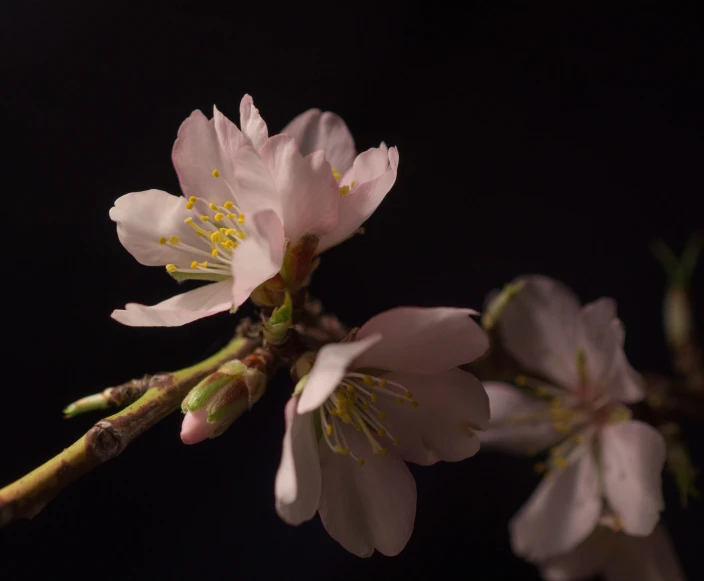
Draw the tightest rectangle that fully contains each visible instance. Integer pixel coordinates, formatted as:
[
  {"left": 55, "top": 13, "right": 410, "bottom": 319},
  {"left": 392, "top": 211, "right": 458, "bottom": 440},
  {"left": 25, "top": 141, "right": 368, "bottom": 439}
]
[
  {"left": 110, "top": 97, "right": 398, "bottom": 326},
  {"left": 540, "top": 522, "right": 685, "bottom": 581},
  {"left": 274, "top": 307, "right": 490, "bottom": 557},
  {"left": 480, "top": 275, "right": 667, "bottom": 562}
]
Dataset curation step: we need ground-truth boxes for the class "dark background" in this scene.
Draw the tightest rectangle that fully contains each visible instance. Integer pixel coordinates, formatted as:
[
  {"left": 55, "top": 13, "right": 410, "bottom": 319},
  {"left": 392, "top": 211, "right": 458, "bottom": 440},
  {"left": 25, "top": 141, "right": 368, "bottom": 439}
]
[{"left": 1, "top": 1, "right": 702, "bottom": 579}]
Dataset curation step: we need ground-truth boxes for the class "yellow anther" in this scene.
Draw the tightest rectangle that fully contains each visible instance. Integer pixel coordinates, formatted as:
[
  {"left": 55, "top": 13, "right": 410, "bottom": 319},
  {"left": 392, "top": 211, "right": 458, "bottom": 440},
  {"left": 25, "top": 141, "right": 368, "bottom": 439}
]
[
  {"left": 227, "top": 213, "right": 236, "bottom": 220},
  {"left": 573, "top": 434, "right": 585, "bottom": 444},
  {"left": 211, "top": 248, "right": 218, "bottom": 258},
  {"left": 379, "top": 378, "right": 387, "bottom": 388},
  {"left": 363, "top": 375, "right": 374, "bottom": 386},
  {"left": 209, "top": 203, "right": 218, "bottom": 211},
  {"left": 226, "top": 228, "right": 237, "bottom": 236},
  {"left": 405, "top": 391, "right": 413, "bottom": 399},
  {"left": 200, "top": 215, "right": 209, "bottom": 222},
  {"left": 396, "top": 396, "right": 405, "bottom": 404},
  {"left": 325, "top": 425, "right": 333, "bottom": 436},
  {"left": 378, "top": 411, "right": 387, "bottom": 420},
  {"left": 238, "top": 214, "right": 245, "bottom": 224},
  {"left": 212, "top": 169, "right": 220, "bottom": 178},
  {"left": 185, "top": 201, "right": 195, "bottom": 210},
  {"left": 188, "top": 196, "right": 197, "bottom": 203},
  {"left": 159, "top": 237, "right": 166, "bottom": 245},
  {"left": 346, "top": 384, "right": 355, "bottom": 393},
  {"left": 376, "top": 428, "right": 386, "bottom": 437},
  {"left": 378, "top": 448, "right": 388, "bottom": 457},
  {"left": 199, "top": 261, "right": 208, "bottom": 268},
  {"left": 333, "top": 445, "right": 343, "bottom": 453},
  {"left": 185, "top": 217, "right": 194, "bottom": 224},
  {"left": 370, "top": 393, "right": 378, "bottom": 403},
  {"left": 169, "top": 236, "right": 180, "bottom": 245},
  {"left": 190, "top": 261, "right": 198, "bottom": 269},
  {"left": 235, "top": 232, "right": 245, "bottom": 239},
  {"left": 554, "top": 456, "right": 569, "bottom": 470},
  {"left": 224, "top": 201, "right": 233, "bottom": 209},
  {"left": 332, "top": 168, "right": 341, "bottom": 181},
  {"left": 358, "top": 458, "right": 365, "bottom": 467},
  {"left": 350, "top": 180, "right": 357, "bottom": 188},
  {"left": 166, "top": 264, "right": 178, "bottom": 273},
  {"left": 210, "top": 232, "right": 221, "bottom": 243},
  {"left": 341, "top": 447, "right": 350, "bottom": 456},
  {"left": 355, "top": 423, "right": 362, "bottom": 432},
  {"left": 392, "top": 437, "right": 400, "bottom": 446},
  {"left": 515, "top": 375, "right": 527, "bottom": 386},
  {"left": 410, "top": 400, "right": 419, "bottom": 408},
  {"left": 534, "top": 462, "right": 546, "bottom": 474},
  {"left": 339, "top": 185, "right": 350, "bottom": 197},
  {"left": 214, "top": 213, "right": 225, "bottom": 221}
]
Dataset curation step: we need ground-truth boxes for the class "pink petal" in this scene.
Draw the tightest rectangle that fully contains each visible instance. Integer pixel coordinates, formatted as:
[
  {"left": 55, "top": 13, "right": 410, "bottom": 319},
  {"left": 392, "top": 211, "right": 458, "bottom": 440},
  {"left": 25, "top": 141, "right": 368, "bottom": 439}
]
[
  {"left": 603, "top": 524, "right": 685, "bottom": 581},
  {"left": 180, "top": 408, "right": 218, "bottom": 444},
  {"left": 275, "top": 398, "right": 321, "bottom": 525},
  {"left": 480, "top": 382, "right": 563, "bottom": 454},
  {"left": 260, "top": 134, "right": 340, "bottom": 242},
  {"left": 317, "top": 146, "right": 399, "bottom": 253},
  {"left": 318, "top": 426, "right": 416, "bottom": 557},
  {"left": 598, "top": 319, "right": 644, "bottom": 403},
  {"left": 600, "top": 420, "right": 666, "bottom": 536},
  {"left": 580, "top": 299, "right": 642, "bottom": 402},
  {"left": 281, "top": 109, "right": 356, "bottom": 174},
  {"left": 540, "top": 526, "right": 614, "bottom": 581},
  {"left": 510, "top": 448, "right": 602, "bottom": 561},
  {"left": 382, "top": 369, "right": 489, "bottom": 465},
  {"left": 354, "top": 307, "right": 489, "bottom": 374},
  {"left": 230, "top": 209, "right": 286, "bottom": 308},
  {"left": 110, "top": 189, "right": 202, "bottom": 266},
  {"left": 297, "top": 335, "right": 383, "bottom": 414},
  {"left": 172, "top": 109, "right": 248, "bottom": 206},
  {"left": 111, "top": 279, "right": 233, "bottom": 327},
  {"left": 239, "top": 94, "right": 268, "bottom": 149},
  {"left": 498, "top": 275, "right": 583, "bottom": 389}
]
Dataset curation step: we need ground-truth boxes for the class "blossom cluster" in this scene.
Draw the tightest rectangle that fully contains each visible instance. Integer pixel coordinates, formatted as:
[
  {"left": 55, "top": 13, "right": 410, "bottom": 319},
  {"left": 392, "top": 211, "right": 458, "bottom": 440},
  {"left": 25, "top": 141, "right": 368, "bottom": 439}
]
[{"left": 109, "top": 95, "right": 686, "bottom": 577}]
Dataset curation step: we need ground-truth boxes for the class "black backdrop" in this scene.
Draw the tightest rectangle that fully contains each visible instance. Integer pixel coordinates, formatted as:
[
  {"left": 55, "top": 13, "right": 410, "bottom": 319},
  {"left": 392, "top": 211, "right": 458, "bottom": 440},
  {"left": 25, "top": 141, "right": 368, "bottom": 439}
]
[{"left": 1, "top": 2, "right": 702, "bottom": 579}]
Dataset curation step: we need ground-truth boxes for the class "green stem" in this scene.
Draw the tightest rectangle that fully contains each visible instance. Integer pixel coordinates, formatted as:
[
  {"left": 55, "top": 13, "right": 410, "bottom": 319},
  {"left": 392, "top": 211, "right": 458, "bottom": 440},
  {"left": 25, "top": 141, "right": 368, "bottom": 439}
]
[{"left": 0, "top": 335, "right": 257, "bottom": 528}]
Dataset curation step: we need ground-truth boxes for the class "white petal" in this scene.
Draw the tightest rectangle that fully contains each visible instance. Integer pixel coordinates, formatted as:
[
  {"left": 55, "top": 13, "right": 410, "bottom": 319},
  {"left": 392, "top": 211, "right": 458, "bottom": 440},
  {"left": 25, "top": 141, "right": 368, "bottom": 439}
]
[
  {"left": 317, "top": 146, "right": 399, "bottom": 253},
  {"left": 354, "top": 307, "right": 489, "bottom": 374},
  {"left": 318, "top": 426, "right": 416, "bottom": 557},
  {"left": 498, "top": 275, "right": 583, "bottom": 388},
  {"left": 111, "top": 280, "right": 233, "bottom": 327},
  {"left": 275, "top": 398, "right": 321, "bottom": 525},
  {"left": 510, "top": 448, "right": 602, "bottom": 561},
  {"left": 600, "top": 420, "right": 666, "bottom": 536},
  {"left": 230, "top": 209, "right": 286, "bottom": 308},
  {"left": 260, "top": 134, "right": 340, "bottom": 242},
  {"left": 281, "top": 108, "right": 356, "bottom": 174},
  {"left": 110, "top": 189, "right": 202, "bottom": 266},
  {"left": 383, "top": 369, "right": 489, "bottom": 465},
  {"left": 239, "top": 94, "right": 268, "bottom": 149},
  {"left": 480, "top": 382, "right": 562, "bottom": 454}
]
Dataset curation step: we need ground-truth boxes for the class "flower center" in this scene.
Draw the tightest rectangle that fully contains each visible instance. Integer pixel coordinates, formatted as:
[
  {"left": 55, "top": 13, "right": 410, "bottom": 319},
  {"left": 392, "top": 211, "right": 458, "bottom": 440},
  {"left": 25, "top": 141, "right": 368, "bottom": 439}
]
[
  {"left": 332, "top": 168, "right": 356, "bottom": 197},
  {"left": 319, "top": 372, "right": 418, "bottom": 467},
  {"left": 160, "top": 168, "right": 248, "bottom": 279}
]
